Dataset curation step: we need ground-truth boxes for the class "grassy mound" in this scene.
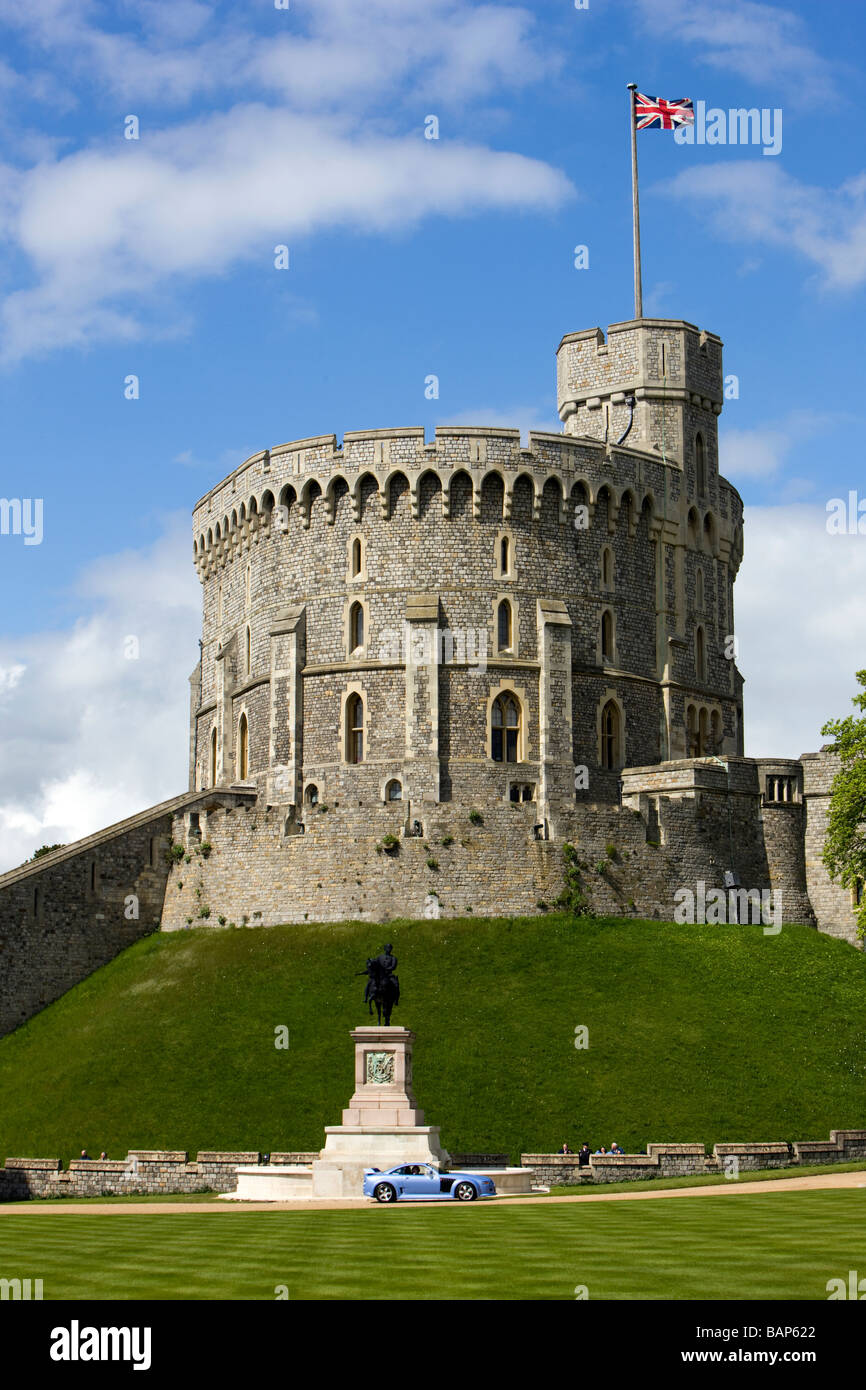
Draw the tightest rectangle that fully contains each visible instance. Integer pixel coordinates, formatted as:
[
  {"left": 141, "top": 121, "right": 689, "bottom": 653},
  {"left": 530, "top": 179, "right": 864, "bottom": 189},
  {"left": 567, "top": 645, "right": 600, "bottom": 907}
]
[{"left": 0, "top": 915, "right": 864, "bottom": 1162}]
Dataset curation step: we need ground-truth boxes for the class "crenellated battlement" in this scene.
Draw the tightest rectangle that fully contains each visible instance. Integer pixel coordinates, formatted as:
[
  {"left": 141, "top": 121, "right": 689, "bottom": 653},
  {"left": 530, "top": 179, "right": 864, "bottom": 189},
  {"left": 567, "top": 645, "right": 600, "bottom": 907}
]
[{"left": 192, "top": 422, "right": 743, "bottom": 577}]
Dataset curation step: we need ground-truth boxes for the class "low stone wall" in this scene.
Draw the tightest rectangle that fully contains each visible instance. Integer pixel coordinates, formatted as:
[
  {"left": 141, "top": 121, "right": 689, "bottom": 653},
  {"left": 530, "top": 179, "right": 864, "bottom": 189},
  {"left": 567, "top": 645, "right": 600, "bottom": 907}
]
[
  {"left": 0, "top": 1150, "right": 260, "bottom": 1201},
  {"left": 3, "top": 1129, "right": 864, "bottom": 1200},
  {"left": 451, "top": 1153, "right": 510, "bottom": 1168},
  {"left": 522, "top": 1130, "right": 866, "bottom": 1187},
  {"left": 713, "top": 1141, "right": 791, "bottom": 1171},
  {"left": 792, "top": 1129, "right": 866, "bottom": 1165}
]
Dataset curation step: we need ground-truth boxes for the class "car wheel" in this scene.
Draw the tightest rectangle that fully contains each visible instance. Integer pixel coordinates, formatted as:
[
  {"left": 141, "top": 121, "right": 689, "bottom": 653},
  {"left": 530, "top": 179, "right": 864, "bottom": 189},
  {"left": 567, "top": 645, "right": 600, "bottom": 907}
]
[
  {"left": 374, "top": 1182, "right": 397, "bottom": 1204},
  {"left": 454, "top": 1181, "right": 477, "bottom": 1202}
]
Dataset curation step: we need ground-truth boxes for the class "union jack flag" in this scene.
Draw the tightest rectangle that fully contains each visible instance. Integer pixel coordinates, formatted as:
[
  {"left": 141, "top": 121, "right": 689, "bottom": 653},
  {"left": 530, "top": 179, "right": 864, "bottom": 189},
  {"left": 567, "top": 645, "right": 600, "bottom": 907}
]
[{"left": 634, "top": 93, "right": 694, "bottom": 131}]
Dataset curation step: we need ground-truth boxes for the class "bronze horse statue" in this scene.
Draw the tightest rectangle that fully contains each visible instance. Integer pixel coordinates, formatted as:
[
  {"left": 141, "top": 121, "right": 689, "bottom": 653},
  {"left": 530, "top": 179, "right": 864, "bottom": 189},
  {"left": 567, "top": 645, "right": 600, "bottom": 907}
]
[{"left": 358, "top": 946, "right": 400, "bottom": 1025}]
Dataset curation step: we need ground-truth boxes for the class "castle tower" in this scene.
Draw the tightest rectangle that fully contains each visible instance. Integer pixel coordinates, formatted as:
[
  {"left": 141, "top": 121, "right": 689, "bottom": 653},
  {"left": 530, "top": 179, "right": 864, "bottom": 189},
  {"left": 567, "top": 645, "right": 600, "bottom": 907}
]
[
  {"left": 187, "top": 316, "right": 744, "bottom": 851},
  {"left": 556, "top": 317, "right": 724, "bottom": 466}
]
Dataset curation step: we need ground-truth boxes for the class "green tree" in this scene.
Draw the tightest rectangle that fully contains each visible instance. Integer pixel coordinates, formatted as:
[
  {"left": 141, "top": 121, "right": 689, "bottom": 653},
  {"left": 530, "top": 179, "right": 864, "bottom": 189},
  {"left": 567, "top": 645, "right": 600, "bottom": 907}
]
[
  {"left": 822, "top": 669, "right": 866, "bottom": 942},
  {"left": 29, "top": 843, "right": 65, "bottom": 861}
]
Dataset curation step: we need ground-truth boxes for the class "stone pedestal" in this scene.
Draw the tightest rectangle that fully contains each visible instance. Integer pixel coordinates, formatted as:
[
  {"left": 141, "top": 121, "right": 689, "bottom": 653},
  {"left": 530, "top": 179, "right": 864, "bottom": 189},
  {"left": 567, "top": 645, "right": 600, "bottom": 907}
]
[
  {"left": 340, "top": 1026, "right": 424, "bottom": 1126},
  {"left": 313, "top": 1026, "right": 450, "bottom": 1197},
  {"left": 224, "top": 1024, "right": 455, "bottom": 1202}
]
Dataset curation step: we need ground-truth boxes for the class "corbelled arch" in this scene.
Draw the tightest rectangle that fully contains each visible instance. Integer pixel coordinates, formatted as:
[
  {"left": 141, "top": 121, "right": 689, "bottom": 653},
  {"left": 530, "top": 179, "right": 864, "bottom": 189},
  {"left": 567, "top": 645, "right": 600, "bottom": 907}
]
[
  {"left": 619, "top": 486, "right": 639, "bottom": 538},
  {"left": 300, "top": 478, "right": 322, "bottom": 530},
  {"left": 416, "top": 467, "right": 443, "bottom": 520},
  {"left": 325, "top": 473, "right": 351, "bottom": 525},
  {"left": 594, "top": 481, "right": 618, "bottom": 535},
  {"left": 479, "top": 470, "right": 506, "bottom": 525},
  {"left": 354, "top": 470, "right": 380, "bottom": 522},
  {"left": 505, "top": 470, "right": 536, "bottom": 524},
  {"left": 445, "top": 468, "right": 474, "bottom": 520},
  {"left": 383, "top": 470, "right": 410, "bottom": 521}
]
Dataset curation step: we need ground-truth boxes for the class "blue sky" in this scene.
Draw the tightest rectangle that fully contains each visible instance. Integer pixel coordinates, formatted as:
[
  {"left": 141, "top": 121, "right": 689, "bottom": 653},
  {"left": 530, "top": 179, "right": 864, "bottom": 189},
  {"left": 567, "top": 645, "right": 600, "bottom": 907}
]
[{"left": 0, "top": 0, "right": 864, "bottom": 868}]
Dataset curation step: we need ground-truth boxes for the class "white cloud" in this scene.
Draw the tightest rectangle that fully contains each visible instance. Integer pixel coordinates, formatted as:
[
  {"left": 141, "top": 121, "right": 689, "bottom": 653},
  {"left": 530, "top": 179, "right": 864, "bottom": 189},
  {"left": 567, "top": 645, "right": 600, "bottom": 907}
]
[
  {"left": 0, "top": 0, "right": 572, "bottom": 360},
  {"left": 719, "top": 410, "right": 834, "bottom": 484},
  {"left": 0, "top": 105, "right": 573, "bottom": 361},
  {"left": 0, "top": 514, "right": 199, "bottom": 872},
  {"left": 0, "top": 0, "right": 558, "bottom": 111},
  {"left": 632, "top": 0, "right": 840, "bottom": 103},
  {"left": 737, "top": 504, "right": 866, "bottom": 757},
  {"left": 661, "top": 162, "right": 866, "bottom": 291}
]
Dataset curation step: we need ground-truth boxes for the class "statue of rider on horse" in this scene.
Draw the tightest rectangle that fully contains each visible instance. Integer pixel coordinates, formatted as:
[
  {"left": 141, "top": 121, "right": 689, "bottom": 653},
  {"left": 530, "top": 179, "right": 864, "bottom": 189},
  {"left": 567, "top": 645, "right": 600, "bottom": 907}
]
[{"left": 358, "top": 943, "right": 400, "bottom": 1025}]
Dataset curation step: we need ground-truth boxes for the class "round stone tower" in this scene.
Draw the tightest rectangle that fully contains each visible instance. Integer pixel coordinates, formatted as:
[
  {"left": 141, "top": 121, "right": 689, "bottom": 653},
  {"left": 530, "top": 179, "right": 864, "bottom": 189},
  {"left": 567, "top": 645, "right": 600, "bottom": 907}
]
[{"left": 189, "top": 319, "right": 744, "bottom": 830}]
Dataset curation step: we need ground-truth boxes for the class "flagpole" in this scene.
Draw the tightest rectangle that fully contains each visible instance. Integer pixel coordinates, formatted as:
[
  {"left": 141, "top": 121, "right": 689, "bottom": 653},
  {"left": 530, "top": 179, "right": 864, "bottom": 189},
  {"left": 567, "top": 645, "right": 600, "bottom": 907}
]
[{"left": 627, "top": 82, "right": 643, "bottom": 320}]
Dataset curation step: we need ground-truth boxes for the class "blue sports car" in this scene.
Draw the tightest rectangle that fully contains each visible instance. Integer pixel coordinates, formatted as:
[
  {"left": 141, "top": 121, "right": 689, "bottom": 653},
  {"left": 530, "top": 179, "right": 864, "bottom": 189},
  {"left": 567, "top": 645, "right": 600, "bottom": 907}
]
[{"left": 363, "top": 1163, "right": 496, "bottom": 1203}]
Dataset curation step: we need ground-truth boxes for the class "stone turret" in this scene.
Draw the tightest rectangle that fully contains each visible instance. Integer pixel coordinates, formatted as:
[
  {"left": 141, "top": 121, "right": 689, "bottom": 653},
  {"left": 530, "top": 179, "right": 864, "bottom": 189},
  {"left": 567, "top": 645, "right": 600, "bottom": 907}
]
[{"left": 556, "top": 318, "right": 723, "bottom": 469}]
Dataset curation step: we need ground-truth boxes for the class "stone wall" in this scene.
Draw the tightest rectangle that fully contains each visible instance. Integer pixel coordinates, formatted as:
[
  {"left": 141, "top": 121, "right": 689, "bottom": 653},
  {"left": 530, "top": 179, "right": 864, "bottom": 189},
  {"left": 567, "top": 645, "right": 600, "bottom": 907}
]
[
  {"left": 521, "top": 1131, "right": 866, "bottom": 1187},
  {"left": 0, "top": 790, "right": 257, "bottom": 1040},
  {"left": 190, "top": 405, "right": 744, "bottom": 817},
  {"left": 3, "top": 1131, "right": 862, "bottom": 1201},
  {"left": 0, "top": 1150, "right": 259, "bottom": 1201},
  {"left": 802, "top": 751, "right": 860, "bottom": 945},
  {"left": 162, "top": 755, "right": 821, "bottom": 931},
  {"left": 0, "top": 750, "right": 852, "bottom": 1045},
  {"left": 0, "top": 797, "right": 182, "bottom": 1039}
]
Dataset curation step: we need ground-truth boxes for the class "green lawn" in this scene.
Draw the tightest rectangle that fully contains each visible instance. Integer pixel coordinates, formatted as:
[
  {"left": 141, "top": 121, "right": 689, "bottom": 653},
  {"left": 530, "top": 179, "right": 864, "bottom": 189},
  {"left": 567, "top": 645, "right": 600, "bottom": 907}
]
[
  {"left": 549, "top": 1159, "right": 866, "bottom": 1196},
  {"left": 0, "top": 914, "right": 864, "bottom": 1162},
  {"left": 0, "top": 1190, "right": 860, "bottom": 1300}
]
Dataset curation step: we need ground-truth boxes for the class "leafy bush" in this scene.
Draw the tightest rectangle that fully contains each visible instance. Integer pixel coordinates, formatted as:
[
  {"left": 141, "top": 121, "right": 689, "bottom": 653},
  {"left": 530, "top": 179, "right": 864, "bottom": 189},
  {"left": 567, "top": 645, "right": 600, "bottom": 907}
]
[{"left": 556, "top": 843, "right": 592, "bottom": 918}]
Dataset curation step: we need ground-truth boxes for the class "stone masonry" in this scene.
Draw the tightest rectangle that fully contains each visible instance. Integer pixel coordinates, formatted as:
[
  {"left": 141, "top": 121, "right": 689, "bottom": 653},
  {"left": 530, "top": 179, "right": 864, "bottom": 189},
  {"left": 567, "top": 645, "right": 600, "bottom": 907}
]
[
  {"left": 0, "top": 316, "right": 860, "bottom": 1042},
  {"left": 2, "top": 1130, "right": 864, "bottom": 1201}
]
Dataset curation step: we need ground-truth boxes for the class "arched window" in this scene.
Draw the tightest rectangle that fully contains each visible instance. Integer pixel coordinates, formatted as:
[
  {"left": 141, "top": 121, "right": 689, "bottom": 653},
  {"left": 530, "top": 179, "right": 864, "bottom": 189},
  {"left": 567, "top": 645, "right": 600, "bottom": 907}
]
[
  {"left": 500, "top": 536, "right": 510, "bottom": 574},
  {"left": 385, "top": 779, "right": 402, "bottom": 801},
  {"left": 245, "top": 625, "right": 251, "bottom": 675},
  {"left": 601, "top": 610, "right": 614, "bottom": 662},
  {"left": 238, "top": 713, "right": 249, "bottom": 779},
  {"left": 600, "top": 701, "right": 621, "bottom": 770},
  {"left": 696, "top": 626, "right": 706, "bottom": 681},
  {"left": 350, "top": 602, "right": 364, "bottom": 652},
  {"left": 696, "top": 567, "right": 704, "bottom": 612},
  {"left": 305, "top": 783, "right": 319, "bottom": 806},
  {"left": 210, "top": 727, "right": 217, "bottom": 786},
  {"left": 601, "top": 547, "right": 613, "bottom": 590},
  {"left": 491, "top": 693, "right": 521, "bottom": 763},
  {"left": 696, "top": 433, "right": 706, "bottom": 495},
  {"left": 686, "top": 705, "right": 697, "bottom": 757},
  {"left": 351, "top": 537, "right": 362, "bottom": 577},
  {"left": 245, "top": 563, "right": 251, "bottom": 609},
  {"left": 497, "top": 599, "right": 513, "bottom": 651},
  {"left": 347, "top": 694, "right": 364, "bottom": 763},
  {"left": 698, "top": 708, "right": 708, "bottom": 757},
  {"left": 711, "top": 710, "right": 721, "bottom": 751}
]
